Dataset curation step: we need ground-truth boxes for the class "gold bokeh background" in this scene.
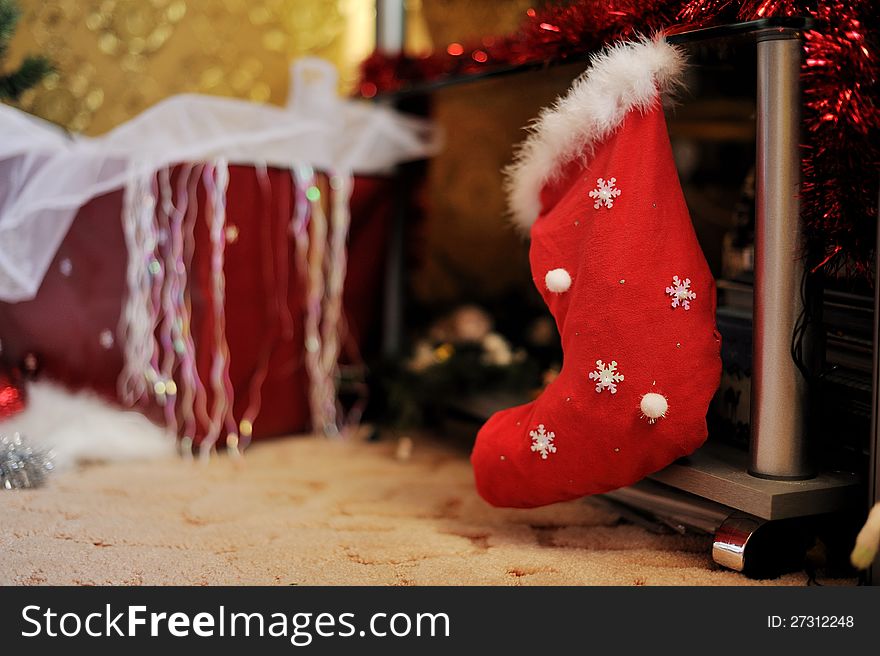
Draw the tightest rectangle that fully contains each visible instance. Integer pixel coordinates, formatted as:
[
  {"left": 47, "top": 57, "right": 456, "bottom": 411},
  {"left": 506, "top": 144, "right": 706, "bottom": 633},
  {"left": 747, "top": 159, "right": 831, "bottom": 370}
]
[{"left": 6, "top": 0, "right": 378, "bottom": 135}]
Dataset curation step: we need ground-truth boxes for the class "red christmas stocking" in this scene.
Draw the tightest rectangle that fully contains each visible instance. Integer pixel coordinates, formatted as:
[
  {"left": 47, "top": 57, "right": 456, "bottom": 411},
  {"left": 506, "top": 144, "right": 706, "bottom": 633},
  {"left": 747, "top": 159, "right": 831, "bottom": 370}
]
[{"left": 472, "top": 37, "right": 722, "bottom": 508}]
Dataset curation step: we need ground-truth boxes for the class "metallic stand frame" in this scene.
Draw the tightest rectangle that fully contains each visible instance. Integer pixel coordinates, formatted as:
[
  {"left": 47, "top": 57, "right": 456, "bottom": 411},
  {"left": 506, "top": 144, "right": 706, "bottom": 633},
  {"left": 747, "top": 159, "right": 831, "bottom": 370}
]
[{"left": 646, "top": 26, "right": 860, "bottom": 571}]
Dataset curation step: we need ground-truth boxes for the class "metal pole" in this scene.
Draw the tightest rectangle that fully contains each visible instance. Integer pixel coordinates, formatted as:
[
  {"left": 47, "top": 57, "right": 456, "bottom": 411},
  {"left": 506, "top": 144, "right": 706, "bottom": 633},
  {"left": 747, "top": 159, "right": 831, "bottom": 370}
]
[
  {"left": 749, "top": 30, "right": 813, "bottom": 479},
  {"left": 376, "top": 0, "right": 405, "bottom": 54},
  {"left": 376, "top": 0, "right": 407, "bottom": 357}
]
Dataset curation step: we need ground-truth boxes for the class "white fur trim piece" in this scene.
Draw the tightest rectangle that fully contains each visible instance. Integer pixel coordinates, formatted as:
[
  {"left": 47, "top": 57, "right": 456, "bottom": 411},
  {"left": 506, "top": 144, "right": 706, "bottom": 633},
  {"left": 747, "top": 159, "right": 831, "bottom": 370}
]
[
  {"left": 0, "top": 382, "right": 175, "bottom": 470},
  {"left": 504, "top": 36, "right": 685, "bottom": 231}
]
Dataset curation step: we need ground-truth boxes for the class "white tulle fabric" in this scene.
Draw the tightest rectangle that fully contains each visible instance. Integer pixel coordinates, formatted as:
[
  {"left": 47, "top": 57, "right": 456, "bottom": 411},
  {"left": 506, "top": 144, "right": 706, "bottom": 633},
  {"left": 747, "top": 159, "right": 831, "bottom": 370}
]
[{"left": 0, "top": 58, "right": 439, "bottom": 302}]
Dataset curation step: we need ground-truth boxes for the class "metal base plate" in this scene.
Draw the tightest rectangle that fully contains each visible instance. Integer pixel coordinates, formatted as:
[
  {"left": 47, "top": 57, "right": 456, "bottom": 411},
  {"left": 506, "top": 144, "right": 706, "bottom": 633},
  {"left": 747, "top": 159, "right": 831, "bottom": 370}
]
[{"left": 649, "top": 442, "right": 859, "bottom": 520}]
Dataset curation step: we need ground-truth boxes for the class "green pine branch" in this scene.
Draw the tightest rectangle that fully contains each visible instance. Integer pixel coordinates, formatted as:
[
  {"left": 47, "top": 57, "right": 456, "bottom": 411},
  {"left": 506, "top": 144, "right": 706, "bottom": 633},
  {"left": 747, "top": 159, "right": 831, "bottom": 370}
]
[
  {"left": 0, "top": 0, "right": 21, "bottom": 58},
  {"left": 0, "top": 0, "right": 53, "bottom": 101},
  {"left": 0, "top": 54, "right": 52, "bottom": 100}
]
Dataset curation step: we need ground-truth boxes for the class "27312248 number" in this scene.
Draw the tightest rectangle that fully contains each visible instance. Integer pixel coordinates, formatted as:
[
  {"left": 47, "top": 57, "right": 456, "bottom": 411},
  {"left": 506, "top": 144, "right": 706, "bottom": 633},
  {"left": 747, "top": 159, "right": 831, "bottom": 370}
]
[{"left": 768, "top": 616, "right": 854, "bottom": 628}]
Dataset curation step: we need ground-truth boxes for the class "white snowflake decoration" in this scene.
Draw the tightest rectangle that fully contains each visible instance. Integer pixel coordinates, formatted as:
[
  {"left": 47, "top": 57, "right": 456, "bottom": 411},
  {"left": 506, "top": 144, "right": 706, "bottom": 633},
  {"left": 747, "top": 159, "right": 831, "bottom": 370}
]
[
  {"left": 589, "top": 360, "right": 624, "bottom": 394},
  {"left": 588, "top": 177, "right": 621, "bottom": 209},
  {"left": 529, "top": 424, "right": 557, "bottom": 459},
  {"left": 665, "top": 276, "right": 697, "bottom": 310}
]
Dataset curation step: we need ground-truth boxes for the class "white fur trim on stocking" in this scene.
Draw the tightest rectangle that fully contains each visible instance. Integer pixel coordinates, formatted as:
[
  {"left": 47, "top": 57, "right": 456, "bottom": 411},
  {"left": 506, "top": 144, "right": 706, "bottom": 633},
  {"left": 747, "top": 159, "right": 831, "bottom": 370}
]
[{"left": 504, "top": 36, "right": 685, "bottom": 231}]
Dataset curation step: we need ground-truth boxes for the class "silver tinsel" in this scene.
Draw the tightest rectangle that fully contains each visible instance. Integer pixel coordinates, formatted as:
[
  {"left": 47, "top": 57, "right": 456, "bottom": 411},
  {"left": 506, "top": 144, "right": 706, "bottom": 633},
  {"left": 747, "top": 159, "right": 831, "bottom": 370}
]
[{"left": 0, "top": 432, "right": 54, "bottom": 489}]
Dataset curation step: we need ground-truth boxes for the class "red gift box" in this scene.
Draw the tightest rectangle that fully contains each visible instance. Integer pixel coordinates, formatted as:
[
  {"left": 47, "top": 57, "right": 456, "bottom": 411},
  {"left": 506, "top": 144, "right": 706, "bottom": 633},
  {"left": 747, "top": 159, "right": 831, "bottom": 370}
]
[{"left": 0, "top": 165, "right": 394, "bottom": 442}]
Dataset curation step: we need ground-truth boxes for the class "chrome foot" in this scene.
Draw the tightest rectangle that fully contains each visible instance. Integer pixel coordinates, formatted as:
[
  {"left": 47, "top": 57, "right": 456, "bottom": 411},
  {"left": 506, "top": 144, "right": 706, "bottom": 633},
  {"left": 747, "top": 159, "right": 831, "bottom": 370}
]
[
  {"left": 713, "top": 511, "right": 812, "bottom": 578},
  {"left": 713, "top": 512, "right": 765, "bottom": 572}
]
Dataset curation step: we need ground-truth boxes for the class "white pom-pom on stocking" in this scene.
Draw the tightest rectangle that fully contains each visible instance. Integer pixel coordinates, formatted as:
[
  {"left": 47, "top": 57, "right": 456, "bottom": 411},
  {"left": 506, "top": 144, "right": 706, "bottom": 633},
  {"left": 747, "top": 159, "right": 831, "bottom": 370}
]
[
  {"left": 545, "top": 268, "right": 572, "bottom": 293},
  {"left": 640, "top": 392, "right": 668, "bottom": 424}
]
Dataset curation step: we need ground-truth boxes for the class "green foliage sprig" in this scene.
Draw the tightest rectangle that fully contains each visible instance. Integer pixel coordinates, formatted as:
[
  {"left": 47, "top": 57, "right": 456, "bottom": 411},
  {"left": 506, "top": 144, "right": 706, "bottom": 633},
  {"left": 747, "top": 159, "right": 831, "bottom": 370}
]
[{"left": 0, "top": 0, "right": 52, "bottom": 102}]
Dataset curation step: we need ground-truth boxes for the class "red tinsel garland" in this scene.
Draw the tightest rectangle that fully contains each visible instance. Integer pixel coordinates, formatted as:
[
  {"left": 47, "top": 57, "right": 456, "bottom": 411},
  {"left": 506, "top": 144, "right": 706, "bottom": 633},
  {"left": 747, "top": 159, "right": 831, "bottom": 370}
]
[{"left": 359, "top": 1, "right": 879, "bottom": 276}]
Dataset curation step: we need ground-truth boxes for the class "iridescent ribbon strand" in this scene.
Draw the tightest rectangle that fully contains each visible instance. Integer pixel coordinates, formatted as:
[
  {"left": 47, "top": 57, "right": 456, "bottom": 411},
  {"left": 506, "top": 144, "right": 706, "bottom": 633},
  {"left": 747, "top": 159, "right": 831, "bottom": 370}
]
[
  {"left": 119, "top": 166, "right": 162, "bottom": 409},
  {"left": 321, "top": 171, "right": 354, "bottom": 433},
  {"left": 200, "top": 159, "right": 237, "bottom": 458}
]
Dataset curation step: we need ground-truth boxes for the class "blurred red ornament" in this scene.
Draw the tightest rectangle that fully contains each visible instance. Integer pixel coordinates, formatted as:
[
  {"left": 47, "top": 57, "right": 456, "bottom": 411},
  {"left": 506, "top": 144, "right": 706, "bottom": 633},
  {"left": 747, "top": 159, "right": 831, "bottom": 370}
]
[{"left": 0, "top": 370, "right": 26, "bottom": 420}]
